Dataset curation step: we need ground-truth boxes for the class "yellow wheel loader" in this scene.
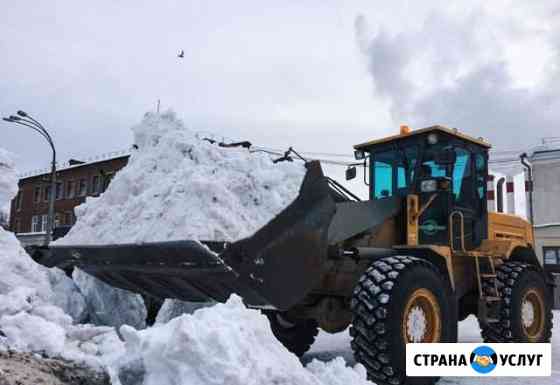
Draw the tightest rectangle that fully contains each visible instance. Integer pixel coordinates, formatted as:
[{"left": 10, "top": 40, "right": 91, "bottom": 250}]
[{"left": 39, "top": 125, "right": 553, "bottom": 385}]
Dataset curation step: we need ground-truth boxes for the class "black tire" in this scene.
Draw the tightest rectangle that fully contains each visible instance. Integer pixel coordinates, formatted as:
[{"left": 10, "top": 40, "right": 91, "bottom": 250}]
[
  {"left": 481, "top": 261, "right": 553, "bottom": 343},
  {"left": 265, "top": 312, "right": 319, "bottom": 357},
  {"left": 350, "top": 256, "right": 457, "bottom": 385}
]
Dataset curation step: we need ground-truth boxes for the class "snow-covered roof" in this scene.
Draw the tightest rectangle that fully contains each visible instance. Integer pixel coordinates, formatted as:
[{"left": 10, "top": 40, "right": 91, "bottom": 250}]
[{"left": 18, "top": 149, "right": 130, "bottom": 180}]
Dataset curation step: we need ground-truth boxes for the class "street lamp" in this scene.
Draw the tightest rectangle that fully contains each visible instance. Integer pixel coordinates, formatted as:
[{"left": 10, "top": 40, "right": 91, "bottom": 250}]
[{"left": 2, "top": 111, "right": 57, "bottom": 245}]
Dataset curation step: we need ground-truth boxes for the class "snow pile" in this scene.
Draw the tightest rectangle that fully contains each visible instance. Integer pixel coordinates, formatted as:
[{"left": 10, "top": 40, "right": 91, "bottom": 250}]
[
  {"left": 0, "top": 147, "right": 116, "bottom": 367},
  {"left": 56, "top": 110, "right": 306, "bottom": 327},
  {"left": 0, "top": 147, "right": 87, "bottom": 322},
  {"left": 0, "top": 287, "right": 124, "bottom": 368},
  {"left": 110, "top": 295, "right": 370, "bottom": 385},
  {"left": 0, "top": 150, "right": 52, "bottom": 299},
  {"left": 58, "top": 110, "right": 306, "bottom": 245}
]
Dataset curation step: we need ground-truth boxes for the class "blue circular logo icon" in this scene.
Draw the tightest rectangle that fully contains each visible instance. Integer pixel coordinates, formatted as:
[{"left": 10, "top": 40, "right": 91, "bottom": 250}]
[{"left": 470, "top": 345, "right": 497, "bottom": 374}]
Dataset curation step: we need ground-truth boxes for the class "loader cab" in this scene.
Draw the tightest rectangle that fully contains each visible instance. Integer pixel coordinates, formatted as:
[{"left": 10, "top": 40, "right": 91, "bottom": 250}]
[{"left": 354, "top": 125, "right": 491, "bottom": 250}]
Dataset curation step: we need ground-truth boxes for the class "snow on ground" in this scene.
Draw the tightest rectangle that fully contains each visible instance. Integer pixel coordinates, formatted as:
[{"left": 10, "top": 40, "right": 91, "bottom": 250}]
[
  {"left": 109, "top": 295, "right": 370, "bottom": 385},
  {"left": 0, "top": 287, "right": 124, "bottom": 368},
  {"left": 305, "top": 313, "right": 560, "bottom": 384}
]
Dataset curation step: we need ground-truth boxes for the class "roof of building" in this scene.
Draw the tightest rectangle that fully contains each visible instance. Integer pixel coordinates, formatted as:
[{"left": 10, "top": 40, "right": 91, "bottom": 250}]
[
  {"left": 19, "top": 150, "right": 130, "bottom": 180},
  {"left": 354, "top": 125, "right": 492, "bottom": 150},
  {"left": 530, "top": 143, "right": 560, "bottom": 161}
]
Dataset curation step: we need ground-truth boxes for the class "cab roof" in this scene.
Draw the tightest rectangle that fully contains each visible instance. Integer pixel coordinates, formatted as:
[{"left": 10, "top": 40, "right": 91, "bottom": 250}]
[{"left": 353, "top": 125, "right": 491, "bottom": 150}]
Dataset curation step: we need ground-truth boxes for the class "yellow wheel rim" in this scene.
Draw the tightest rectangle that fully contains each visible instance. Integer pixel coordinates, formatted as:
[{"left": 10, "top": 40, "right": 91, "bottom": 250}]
[
  {"left": 402, "top": 288, "right": 442, "bottom": 343},
  {"left": 521, "top": 288, "right": 545, "bottom": 342}
]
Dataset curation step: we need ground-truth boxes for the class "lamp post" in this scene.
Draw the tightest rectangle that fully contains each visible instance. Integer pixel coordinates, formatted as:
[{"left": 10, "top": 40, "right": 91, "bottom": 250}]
[{"left": 2, "top": 111, "right": 57, "bottom": 245}]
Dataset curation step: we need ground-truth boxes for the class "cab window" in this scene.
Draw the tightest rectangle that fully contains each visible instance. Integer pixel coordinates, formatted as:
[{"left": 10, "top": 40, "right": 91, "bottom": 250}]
[
  {"left": 372, "top": 146, "right": 417, "bottom": 199},
  {"left": 374, "top": 157, "right": 393, "bottom": 199},
  {"left": 453, "top": 148, "right": 471, "bottom": 201}
]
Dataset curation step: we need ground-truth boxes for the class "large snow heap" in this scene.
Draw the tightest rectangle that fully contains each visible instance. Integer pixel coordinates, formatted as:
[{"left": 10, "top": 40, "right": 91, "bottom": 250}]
[
  {"left": 58, "top": 110, "right": 306, "bottom": 244},
  {"left": 0, "top": 149, "right": 51, "bottom": 298},
  {"left": 0, "top": 148, "right": 85, "bottom": 320},
  {"left": 56, "top": 110, "right": 306, "bottom": 328}
]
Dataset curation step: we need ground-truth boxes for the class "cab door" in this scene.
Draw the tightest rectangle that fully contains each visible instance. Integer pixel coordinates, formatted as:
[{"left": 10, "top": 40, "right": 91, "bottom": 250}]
[
  {"left": 450, "top": 148, "right": 487, "bottom": 249},
  {"left": 416, "top": 146, "right": 454, "bottom": 246}
]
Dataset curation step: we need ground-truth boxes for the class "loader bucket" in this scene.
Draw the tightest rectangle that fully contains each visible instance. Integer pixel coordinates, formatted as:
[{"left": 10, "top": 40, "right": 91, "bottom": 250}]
[{"left": 39, "top": 161, "right": 337, "bottom": 310}]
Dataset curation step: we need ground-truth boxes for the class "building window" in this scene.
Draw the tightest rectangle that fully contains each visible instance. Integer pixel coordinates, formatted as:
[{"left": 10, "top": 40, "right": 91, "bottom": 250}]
[
  {"left": 41, "top": 214, "right": 48, "bottom": 233},
  {"left": 32, "top": 215, "right": 41, "bottom": 233},
  {"left": 544, "top": 247, "right": 560, "bottom": 266},
  {"left": 34, "top": 187, "right": 41, "bottom": 203},
  {"left": 66, "top": 181, "right": 76, "bottom": 199},
  {"left": 55, "top": 213, "right": 61, "bottom": 227},
  {"left": 78, "top": 179, "right": 88, "bottom": 196},
  {"left": 91, "top": 175, "right": 101, "bottom": 195},
  {"left": 43, "top": 186, "right": 52, "bottom": 202},
  {"left": 15, "top": 191, "right": 23, "bottom": 211},
  {"left": 56, "top": 181, "right": 64, "bottom": 200}
]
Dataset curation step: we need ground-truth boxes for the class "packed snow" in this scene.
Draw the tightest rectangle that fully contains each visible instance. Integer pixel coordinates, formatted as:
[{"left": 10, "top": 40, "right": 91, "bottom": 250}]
[
  {"left": 109, "top": 295, "right": 370, "bottom": 385},
  {"left": 73, "top": 268, "right": 147, "bottom": 329},
  {"left": 155, "top": 299, "right": 213, "bottom": 325},
  {"left": 0, "top": 287, "right": 125, "bottom": 368}
]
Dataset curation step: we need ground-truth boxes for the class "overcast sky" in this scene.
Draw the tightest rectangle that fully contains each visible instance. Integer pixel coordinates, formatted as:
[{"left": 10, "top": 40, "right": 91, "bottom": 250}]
[{"left": 1, "top": 0, "right": 559, "bottom": 177}]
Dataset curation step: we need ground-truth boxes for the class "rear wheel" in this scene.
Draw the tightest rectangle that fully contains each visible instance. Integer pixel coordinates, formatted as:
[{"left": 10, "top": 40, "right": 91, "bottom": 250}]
[
  {"left": 481, "top": 262, "right": 552, "bottom": 343},
  {"left": 350, "top": 256, "right": 457, "bottom": 385},
  {"left": 264, "top": 312, "right": 319, "bottom": 357}
]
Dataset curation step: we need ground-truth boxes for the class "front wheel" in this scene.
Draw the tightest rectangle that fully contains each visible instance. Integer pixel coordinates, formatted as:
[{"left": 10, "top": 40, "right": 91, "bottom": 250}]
[
  {"left": 481, "top": 262, "right": 553, "bottom": 343},
  {"left": 350, "top": 256, "right": 457, "bottom": 385}
]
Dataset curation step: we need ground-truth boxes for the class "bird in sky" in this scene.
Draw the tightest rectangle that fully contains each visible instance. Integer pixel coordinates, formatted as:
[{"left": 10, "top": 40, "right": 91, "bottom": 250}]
[{"left": 178, "top": 50, "right": 184, "bottom": 58}]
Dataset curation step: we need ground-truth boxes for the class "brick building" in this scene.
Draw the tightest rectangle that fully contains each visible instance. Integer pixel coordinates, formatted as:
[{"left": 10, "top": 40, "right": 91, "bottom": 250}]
[
  {"left": 488, "top": 141, "right": 560, "bottom": 273},
  {"left": 9, "top": 153, "right": 129, "bottom": 246}
]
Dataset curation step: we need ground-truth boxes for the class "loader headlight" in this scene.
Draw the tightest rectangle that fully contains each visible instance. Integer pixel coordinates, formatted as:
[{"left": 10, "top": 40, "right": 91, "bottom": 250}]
[
  {"left": 427, "top": 133, "right": 438, "bottom": 145},
  {"left": 420, "top": 179, "right": 438, "bottom": 193}
]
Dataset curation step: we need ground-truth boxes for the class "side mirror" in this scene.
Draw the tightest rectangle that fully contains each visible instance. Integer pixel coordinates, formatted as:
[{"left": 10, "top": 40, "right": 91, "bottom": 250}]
[
  {"left": 346, "top": 166, "right": 357, "bottom": 180},
  {"left": 435, "top": 148, "right": 456, "bottom": 165}
]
